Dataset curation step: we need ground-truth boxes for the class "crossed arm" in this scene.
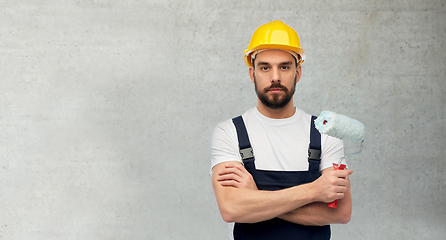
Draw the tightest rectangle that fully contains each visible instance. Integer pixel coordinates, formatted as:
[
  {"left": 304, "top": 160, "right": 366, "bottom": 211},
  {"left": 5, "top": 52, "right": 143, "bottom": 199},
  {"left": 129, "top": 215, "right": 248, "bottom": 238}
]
[{"left": 211, "top": 161, "right": 352, "bottom": 225}]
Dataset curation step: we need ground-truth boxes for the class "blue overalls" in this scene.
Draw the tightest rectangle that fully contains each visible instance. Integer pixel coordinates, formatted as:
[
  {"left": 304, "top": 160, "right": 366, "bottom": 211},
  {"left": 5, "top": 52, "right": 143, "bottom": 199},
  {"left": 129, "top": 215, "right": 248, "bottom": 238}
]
[{"left": 231, "top": 115, "right": 330, "bottom": 240}]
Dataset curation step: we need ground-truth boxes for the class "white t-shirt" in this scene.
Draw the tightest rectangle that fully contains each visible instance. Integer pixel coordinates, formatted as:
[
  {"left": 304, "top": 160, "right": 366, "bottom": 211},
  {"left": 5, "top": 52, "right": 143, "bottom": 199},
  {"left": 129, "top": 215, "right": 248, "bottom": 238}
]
[{"left": 210, "top": 107, "right": 345, "bottom": 174}]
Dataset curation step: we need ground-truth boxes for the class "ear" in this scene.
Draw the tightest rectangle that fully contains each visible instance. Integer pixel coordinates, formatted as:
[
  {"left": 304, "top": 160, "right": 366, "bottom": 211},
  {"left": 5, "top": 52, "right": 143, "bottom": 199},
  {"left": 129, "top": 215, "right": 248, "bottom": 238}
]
[
  {"left": 249, "top": 67, "right": 255, "bottom": 84},
  {"left": 295, "top": 65, "right": 302, "bottom": 84}
]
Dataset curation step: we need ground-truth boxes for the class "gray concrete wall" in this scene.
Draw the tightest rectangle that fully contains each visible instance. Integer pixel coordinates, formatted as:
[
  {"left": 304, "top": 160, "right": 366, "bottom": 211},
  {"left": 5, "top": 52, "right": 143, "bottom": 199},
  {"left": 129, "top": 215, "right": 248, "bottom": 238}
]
[{"left": 1, "top": 1, "right": 444, "bottom": 239}]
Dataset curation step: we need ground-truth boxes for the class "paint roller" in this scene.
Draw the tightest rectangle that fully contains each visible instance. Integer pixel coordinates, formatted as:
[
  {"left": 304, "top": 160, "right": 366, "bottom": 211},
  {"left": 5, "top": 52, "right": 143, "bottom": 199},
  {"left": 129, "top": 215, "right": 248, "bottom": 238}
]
[{"left": 314, "top": 110, "right": 365, "bottom": 208}]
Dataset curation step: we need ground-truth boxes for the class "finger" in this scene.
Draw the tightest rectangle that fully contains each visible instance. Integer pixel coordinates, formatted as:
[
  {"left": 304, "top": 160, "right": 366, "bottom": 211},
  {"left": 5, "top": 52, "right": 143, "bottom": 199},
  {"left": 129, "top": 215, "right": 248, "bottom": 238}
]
[
  {"left": 335, "top": 178, "right": 349, "bottom": 187},
  {"left": 218, "top": 171, "right": 243, "bottom": 182},
  {"left": 334, "top": 170, "right": 353, "bottom": 179},
  {"left": 334, "top": 192, "right": 345, "bottom": 200},
  {"left": 225, "top": 164, "right": 246, "bottom": 173},
  {"left": 224, "top": 163, "right": 244, "bottom": 169},
  {"left": 220, "top": 166, "right": 245, "bottom": 178},
  {"left": 217, "top": 172, "right": 240, "bottom": 180},
  {"left": 219, "top": 167, "right": 243, "bottom": 176},
  {"left": 218, "top": 168, "right": 236, "bottom": 176},
  {"left": 220, "top": 180, "right": 241, "bottom": 188},
  {"left": 336, "top": 185, "right": 348, "bottom": 193},
  {"left": 217, "top": 173, "right": 242, "bottom": 183}
]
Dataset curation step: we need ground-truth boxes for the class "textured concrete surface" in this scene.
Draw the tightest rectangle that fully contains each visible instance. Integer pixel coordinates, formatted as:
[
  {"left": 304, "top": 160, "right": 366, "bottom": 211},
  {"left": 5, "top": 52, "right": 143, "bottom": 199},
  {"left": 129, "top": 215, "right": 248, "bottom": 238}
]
[{"left": 0, "top": 1, "right": 445, "bottom": 239}]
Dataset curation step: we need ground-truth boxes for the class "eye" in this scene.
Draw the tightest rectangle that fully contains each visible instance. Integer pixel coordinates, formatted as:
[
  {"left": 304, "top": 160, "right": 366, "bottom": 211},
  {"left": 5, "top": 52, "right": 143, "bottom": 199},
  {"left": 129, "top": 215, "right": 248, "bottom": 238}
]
[
  {"left": 260, "top": 66, "right": 270, "bottom": 71},
  {"left": 280, "top": 66, "right": 290, "bottom": 70}
]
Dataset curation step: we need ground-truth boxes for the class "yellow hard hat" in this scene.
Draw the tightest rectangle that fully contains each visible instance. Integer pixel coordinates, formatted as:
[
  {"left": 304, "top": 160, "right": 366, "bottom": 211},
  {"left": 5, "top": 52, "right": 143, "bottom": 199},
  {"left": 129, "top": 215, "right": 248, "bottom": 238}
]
[{"left": 244, "top": 20, "right": 306, "bottom": 67}]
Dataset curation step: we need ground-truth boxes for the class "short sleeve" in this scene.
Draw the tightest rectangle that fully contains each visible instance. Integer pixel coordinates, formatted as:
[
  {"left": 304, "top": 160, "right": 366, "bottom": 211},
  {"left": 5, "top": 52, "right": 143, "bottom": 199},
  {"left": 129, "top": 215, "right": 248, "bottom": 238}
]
[
  {"left": 210, "top": 119, "right": 243, "bottom": 175},
  {"left": 320, "top": 135, "right": 345, "bottom": 171}
]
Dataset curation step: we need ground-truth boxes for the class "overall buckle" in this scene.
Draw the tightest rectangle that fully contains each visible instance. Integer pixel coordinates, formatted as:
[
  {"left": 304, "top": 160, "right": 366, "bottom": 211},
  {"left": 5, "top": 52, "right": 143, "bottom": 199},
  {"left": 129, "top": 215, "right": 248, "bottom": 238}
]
[
  {"left": 240, "top": 147, "right": 254, "bottom": 160},
  {"left": 308, "top": 148, "right": 321, "bottom": 161}
]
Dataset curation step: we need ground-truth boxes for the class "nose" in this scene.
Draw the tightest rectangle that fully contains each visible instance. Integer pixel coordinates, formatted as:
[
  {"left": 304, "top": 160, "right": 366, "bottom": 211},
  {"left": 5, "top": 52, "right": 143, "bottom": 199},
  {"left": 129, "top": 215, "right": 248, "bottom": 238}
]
[{"left": 271, "top": 67, "right": 280, "bottom": 83}]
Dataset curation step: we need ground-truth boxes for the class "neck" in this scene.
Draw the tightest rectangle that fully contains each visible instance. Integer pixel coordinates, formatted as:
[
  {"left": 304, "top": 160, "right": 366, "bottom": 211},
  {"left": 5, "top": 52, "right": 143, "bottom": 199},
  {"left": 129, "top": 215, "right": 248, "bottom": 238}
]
[{"left": 256, "top": 100, "right": 296, "bottom": 119}]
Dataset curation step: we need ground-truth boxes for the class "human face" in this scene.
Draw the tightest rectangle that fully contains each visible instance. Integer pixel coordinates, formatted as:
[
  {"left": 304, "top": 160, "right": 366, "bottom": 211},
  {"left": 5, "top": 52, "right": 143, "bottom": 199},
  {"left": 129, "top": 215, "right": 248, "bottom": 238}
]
[{"left": 249, "top": 50, "right": 301, "bottom": 110}]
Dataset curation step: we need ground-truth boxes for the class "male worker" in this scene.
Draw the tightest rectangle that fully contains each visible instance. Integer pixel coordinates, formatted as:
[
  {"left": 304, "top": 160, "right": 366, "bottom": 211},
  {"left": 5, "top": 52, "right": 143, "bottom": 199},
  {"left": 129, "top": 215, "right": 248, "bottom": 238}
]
[{"left": 210, "top": 20, "right": 353, "bottom": 240}]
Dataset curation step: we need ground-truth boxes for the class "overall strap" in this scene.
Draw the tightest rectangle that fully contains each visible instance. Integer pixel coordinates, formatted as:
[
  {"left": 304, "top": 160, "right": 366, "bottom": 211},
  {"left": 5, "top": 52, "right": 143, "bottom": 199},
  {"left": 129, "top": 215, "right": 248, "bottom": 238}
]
[
  {"left": 308, "top": 115, "right": 321, "bottom": 172},
  {"left": 232, "top": 116, "right": 254, "bottom": 161}
]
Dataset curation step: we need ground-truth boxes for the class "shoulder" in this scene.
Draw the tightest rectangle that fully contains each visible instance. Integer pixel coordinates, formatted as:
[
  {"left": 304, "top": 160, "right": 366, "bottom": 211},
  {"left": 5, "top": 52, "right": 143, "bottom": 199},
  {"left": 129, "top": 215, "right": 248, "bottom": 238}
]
[
  {"left": 212, "top": 108, "right": 257, "bottom": 134},
  {"left": 211, "top": 108, "right": 255, "bottom": 146},
  {"left": 294, "top": 107, "right": 312, "bottom": 124},
  {"left": 212, "top": 118, "right": 236, "bottom": 141}
]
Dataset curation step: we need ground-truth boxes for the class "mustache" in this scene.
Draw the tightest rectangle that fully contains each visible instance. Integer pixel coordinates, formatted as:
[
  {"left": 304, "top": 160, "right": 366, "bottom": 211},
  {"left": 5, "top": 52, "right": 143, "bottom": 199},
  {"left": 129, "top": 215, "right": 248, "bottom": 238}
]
[{"left": 264, "top": 82, "right": 289, "bottom": 92}]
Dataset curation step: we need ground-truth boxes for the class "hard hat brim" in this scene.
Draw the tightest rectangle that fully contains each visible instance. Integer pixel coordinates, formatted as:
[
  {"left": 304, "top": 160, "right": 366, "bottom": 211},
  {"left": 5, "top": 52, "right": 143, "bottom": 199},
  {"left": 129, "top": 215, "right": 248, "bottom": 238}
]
[{"left": 244, "top": 44, "right": 306, "bottom": 67}]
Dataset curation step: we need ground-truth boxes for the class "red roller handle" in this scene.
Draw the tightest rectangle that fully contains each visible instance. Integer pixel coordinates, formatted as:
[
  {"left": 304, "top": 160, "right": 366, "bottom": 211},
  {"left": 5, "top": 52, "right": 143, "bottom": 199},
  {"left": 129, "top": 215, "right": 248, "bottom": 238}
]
[{"left": 327, "top": 163, "right": 347, "bottom": 208}]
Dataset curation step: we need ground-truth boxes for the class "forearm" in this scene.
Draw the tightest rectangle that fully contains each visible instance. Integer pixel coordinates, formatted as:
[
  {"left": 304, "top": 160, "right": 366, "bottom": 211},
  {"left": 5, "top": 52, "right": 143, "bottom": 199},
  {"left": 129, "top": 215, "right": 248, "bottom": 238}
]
[
  {"left": 212, "top": 164, "right": 316, "bottom": 223},
  {"left": 278, "top": 181, "right": 352, "bottom": 226},
  {"left": 212, "top": 163, "right": 352, "bottom": 224}
]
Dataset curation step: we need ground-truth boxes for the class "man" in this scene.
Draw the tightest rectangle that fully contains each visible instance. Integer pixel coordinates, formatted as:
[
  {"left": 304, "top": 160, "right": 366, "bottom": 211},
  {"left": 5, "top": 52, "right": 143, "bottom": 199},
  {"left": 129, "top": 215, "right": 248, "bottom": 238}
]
[{"left": 210, "top": 20, "right": 352, "bottom": 240}]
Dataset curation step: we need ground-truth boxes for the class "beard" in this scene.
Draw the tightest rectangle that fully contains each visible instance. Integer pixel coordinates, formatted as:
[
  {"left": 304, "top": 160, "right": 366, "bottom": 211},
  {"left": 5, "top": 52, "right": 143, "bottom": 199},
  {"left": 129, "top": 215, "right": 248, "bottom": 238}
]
[{"left": 254, "top": 74, "right": 297, "bottom": 110}]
